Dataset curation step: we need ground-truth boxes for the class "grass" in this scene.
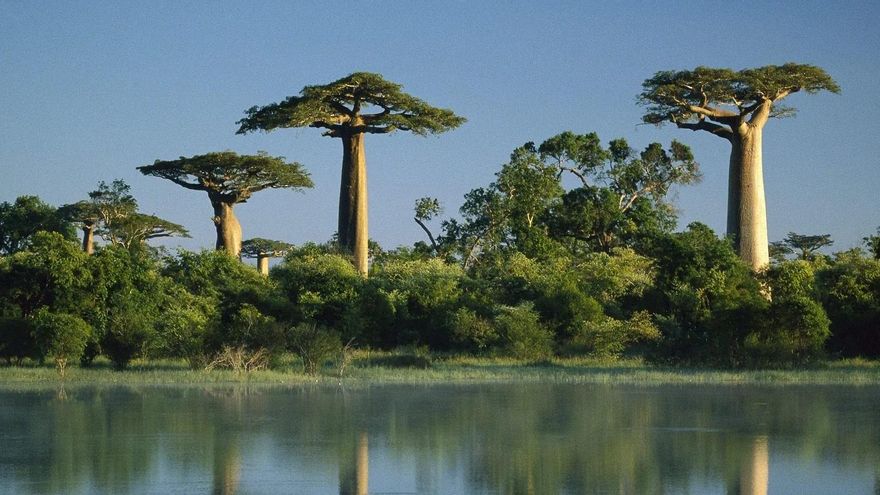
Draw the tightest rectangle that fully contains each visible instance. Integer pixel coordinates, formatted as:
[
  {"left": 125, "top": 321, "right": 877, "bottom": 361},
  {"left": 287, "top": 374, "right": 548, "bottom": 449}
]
[{"left": 1, "top": 352, "right": 879, "bottom": 389}]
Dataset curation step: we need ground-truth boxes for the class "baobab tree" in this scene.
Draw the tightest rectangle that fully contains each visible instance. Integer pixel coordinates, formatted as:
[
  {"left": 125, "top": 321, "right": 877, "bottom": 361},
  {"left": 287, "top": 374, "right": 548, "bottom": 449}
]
[
  {"left": 59, "top": 180, "right": 187, "bottom": 253},
  {"left": 639, "top": 64, "right": 839, "bottom": 270},
  {"left": 236, "top": 72, "right": 465, "bottom": 276},
  {"left": 241, "top": 238, "right": 293, "bottom": 275},
  {"left": 138, "top": 151, "right": 312, "bottom": 257}
]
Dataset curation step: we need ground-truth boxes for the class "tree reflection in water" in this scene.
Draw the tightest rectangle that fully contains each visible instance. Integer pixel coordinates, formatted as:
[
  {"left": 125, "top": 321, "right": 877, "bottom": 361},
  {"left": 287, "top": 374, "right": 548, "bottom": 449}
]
[{"left": 0, "top": 384, "right": 877, "bottom": 494}]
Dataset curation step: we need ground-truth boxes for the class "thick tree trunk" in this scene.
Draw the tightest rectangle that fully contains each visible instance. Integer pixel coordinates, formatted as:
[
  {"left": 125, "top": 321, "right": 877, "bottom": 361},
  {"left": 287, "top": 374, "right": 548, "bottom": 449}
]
[
  {"left": 338, "top": 132, "right": 369, "bottom": 276},
  {"left": 257, "top": 255, "right": 269, "bottom": 276},
  {"left": 728, "top": 127, "right": 769, "bottom": 271},
  {"left": 211, "top": 200, "right": 243, "bottom": 258},
  {"left": 81, "top": 224, "right": 94, "bottom": 255}
]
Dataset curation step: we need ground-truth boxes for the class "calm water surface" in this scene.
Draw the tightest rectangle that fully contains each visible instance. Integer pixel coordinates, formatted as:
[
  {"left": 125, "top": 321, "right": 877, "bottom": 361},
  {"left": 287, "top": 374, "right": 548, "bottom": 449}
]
[{"left": 0, "top": 383, "right": 878, "bottom": 494}]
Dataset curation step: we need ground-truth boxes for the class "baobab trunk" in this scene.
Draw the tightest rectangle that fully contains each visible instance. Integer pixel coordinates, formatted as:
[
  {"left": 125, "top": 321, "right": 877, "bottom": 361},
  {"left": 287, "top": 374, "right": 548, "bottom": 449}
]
[
  {"left": 257, "top": 254, "right": 269, "bottom": 276},
  {"left": 728, "top": 126, "right": 769, "bottom": 271},
  {"left": 338, "top": 131, "right": 369, "bottom": 276},
  {"left": 81, "top": 224, "right": 95, "bottom": 255},
  {"left": 211, "top": 201, "right": 243, "bottom": 258}
]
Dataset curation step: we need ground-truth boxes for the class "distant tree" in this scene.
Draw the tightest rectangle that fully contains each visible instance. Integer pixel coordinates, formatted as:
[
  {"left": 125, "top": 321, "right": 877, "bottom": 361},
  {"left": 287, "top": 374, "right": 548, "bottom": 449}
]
[
  {"left": 138, "top": 152, "right": 312, "bottom": 257},
  {"left": 640, "top": 64, "right": 839, "bottom": 270},
  {"left": 241, "top": 238, "right": 294, "bottom": 275},
  {"left": 768, "top": 241, "right": 793, "bottom": 264},
  {"left": 108, "top": 213, "right": 189, "bottom": 250},
  {"left": 237, "top": 72, "right": 465, "bottom": 276},
  {"left": 864, "top": 227, "right": 880, "bottom": 259},
  {"left": 0, "top": 196, "right": 74, "bottom": 255},
  {"left": 778, "top": 232, "right": 833, "bottom": 261},
  {"left": 60, "top": 180, "right": 188, "bottom": 253}
]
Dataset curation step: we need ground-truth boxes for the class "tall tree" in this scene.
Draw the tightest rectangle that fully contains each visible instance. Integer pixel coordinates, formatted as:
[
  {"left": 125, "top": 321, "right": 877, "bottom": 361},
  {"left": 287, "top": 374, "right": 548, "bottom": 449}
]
[
  {"left": 240, "top": 238, "right": 293, "bottom": 276},
  {"left": 138, "top": 151, "right": 312, "bottom": 258},
  {"left": 236, "top": 72, "right": 465, "bottom": 276},
  {"left": 639, "top": 64, "right": 839, "bottom": 270}
]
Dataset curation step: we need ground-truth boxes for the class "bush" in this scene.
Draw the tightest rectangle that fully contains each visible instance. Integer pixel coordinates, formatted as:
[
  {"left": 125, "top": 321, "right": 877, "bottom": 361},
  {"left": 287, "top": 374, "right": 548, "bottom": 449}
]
[
  {"left": 287, "top": 322, "right": 342, "bottom": 375},
  {"left": 494, "top": 303, "right": 553, "bottom": 360},
  {"left": 564, "top": 311, "right": 660, "bottom": 358},
  {"left": 273, "top": 253, "right": 361, "bottom": 332},
  {"left": 746, "top": 297, "right": 830, "bottom": 365},
  {"left": 33, "top": 310, "right": 92, "bottom": 376},
  {"left": 101, "top": 298, "right": 156, "bottom": 370},
  {"left": 450, "top": 307, "right": 497, "bottom": 353},
  {"left": 817, "top": 250, "right": 880, "bottom": 357}
]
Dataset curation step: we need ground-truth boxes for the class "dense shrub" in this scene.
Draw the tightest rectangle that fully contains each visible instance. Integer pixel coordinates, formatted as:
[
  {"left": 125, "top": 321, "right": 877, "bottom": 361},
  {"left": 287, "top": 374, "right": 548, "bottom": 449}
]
[
  {"left": 817, "top": 250, "right": 880, "bottom": 357},
  {"left": 273, "top": 252, "right": 361, "bottom": 332},
  {"left": 33, "top": 310, "right": 92, "bottom": 376},
  {"left": 287, "top": 321, "right": 342, "bottom": 375},
  {"left": 450, "top": 307, "right": 497, "bottom": 353},
  {"left": 564, "top": 311, "right": 660, "bottom": 358},
  {"left": 494, "top": 303, "right": 553, "bottom": 360},
  {"left": 644, "top": 223, "right": 767, "bottom": 365}
]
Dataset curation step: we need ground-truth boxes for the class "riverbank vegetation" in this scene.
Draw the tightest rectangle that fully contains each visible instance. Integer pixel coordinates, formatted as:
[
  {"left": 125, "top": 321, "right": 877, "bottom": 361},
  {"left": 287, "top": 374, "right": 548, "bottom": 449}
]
[{"left": 2, "top": 66, "right": 877, "bottom": 380}]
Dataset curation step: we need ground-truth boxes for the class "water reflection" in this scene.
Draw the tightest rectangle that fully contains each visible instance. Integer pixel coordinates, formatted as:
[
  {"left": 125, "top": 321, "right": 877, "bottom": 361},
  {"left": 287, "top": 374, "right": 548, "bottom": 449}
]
[{"left": 0, "top": 384, "right": 878, "bottom": 494}]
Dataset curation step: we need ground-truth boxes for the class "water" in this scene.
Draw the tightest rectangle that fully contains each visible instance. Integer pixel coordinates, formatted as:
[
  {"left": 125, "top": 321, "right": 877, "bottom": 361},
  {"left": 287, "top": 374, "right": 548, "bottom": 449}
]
[{"left": 0, "top": 383, "right": 878, "bottom": 494}]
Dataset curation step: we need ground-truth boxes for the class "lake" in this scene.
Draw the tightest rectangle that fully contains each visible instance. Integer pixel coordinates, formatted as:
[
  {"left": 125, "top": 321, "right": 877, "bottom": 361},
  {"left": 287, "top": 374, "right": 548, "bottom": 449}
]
[{"left": 0, "top": 383, "right": 878, "bottom": 494}]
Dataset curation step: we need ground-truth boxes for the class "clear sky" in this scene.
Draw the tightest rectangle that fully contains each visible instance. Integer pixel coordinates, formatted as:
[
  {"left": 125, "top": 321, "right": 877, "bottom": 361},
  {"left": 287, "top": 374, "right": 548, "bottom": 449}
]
[{"left": 2, "top": 1, "right": 878, "bottom": 254}]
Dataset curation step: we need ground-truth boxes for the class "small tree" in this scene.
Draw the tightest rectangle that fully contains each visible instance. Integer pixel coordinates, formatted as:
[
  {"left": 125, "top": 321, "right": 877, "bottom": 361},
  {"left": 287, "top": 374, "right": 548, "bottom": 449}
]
[
  {"left": 33, "top": 310, "right": 92, "bottom": 377},
  {"left": 640, "top": 64, "right": 839, "bottom": 270},
  {"left": 138, "top": 151, "right": 312, "bottom": 257},
  {"left": 241, "top": 238, "right": 294, "bottom": 276},
  {"left": 237, "top": 72, "right": 465, "bottom": 276},
  {"left": 413, "top": 197, "right": 442, "bottom": 255},
  {"left": 863, "top": 228, "right": 880, "bottom": 259},
  {"left": 779, "top": 232, "right": 833, "bottom": 261}
]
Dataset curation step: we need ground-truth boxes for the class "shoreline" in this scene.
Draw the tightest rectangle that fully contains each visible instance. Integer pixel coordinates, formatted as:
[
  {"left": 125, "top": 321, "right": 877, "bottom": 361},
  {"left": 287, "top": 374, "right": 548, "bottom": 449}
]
[{"left": 2, "top": 356, "right": 879, "bottom": 389}]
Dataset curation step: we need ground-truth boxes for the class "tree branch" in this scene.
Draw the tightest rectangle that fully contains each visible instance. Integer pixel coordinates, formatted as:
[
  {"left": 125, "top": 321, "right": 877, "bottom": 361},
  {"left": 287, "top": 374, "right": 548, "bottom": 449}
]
[
  {"left": 414, "top": 217, "right": 439, "bottom": 254},
  {"left": 674, "top": 120, "right": 734, "bottom": 141}
]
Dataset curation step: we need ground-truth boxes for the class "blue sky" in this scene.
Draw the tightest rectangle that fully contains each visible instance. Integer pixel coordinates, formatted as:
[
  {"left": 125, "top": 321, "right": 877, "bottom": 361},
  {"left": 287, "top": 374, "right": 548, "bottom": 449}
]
[{"left": 1, "top": 1, "right": 878, "bottom": 253}]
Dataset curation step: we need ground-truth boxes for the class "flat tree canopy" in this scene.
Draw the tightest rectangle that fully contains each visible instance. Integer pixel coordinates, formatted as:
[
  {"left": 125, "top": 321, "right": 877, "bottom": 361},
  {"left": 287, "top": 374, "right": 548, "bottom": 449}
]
[
  {"left": 236, "top": 72, "right": 465, "bottom": 137},
  {"left": 138, "top": 151, "right": 313, "bottom": 203},
  {"left": 236, "top": 72, "right": 464, "bottom": 276},
  {"left": 138, "top": 151, "right": 312, "bottom": 257},
  {"left": 639, "top": 64, "right": 840, "bottom": 134}
]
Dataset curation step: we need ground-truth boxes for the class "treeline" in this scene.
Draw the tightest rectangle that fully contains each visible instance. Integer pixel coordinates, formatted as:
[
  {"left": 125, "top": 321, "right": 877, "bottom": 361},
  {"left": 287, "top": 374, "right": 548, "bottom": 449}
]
[{"left": 1, "top": 131, "right": 879, "bottom": 373}]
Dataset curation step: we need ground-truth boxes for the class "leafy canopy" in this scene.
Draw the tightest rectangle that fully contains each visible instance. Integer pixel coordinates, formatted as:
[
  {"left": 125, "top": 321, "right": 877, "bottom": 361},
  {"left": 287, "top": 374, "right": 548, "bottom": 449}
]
[
  {"left": 241, "top": 238, "right": 294, "bottom": 259},
  {"left": 236, "top": 72, "right": 465, "bottom": 137},
  {"left": 138, "top": 151, "right": 312, "bottom": 203},
  {"left": 639, "top": 63, "right": 839, "bottom": 132}
]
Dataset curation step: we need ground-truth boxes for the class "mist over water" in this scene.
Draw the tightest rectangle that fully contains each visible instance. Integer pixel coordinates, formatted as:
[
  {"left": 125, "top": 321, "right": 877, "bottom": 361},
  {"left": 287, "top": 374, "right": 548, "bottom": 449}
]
[{"left": 1, "top": 384, "right": 878, "bottom": 494}]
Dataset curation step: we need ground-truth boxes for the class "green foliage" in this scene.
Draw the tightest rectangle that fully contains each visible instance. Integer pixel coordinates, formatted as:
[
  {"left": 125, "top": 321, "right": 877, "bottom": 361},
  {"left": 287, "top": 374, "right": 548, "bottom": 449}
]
[
  {"left": 817, "top": 250, "right": 880, "bottom": 357},
  {"left": 33, "top": 309, "right": 92, "bottom": 376},
  {"left": 745, "top": 261, "right": 830, "bottom": 365},
  {"left": 0, "top": 232, "right": 91, "bottom": 318},
  {"left": 369, "top": 258, "right": 466, "bottom": 348},
  {"left": 644, "top": 223, "right": 767, "bottom": 365},
  {"left": 450, "top": 307, "right": 497, "bottom": 353},
  {"left": 236, "top": 72, "right": 466, "bottom": 137},
  {"left": 0, "top": 195, "right": 75, "bottom": 255},
  {"left": 287, "top": 321, "right": 342, "bottom": 375},
  {"left": 208, "top": 303, "right": 284, "bottom": 355},
  {"left": 153, "top": 284, "right": 214, "bottom": 368},
  {"left": 138, "top": 151, "right": 313, "bottom": 203},
  {"left": 564, "top": 311, "right": 660, "bottom": 358},
  {"left": 273, "top": 252, "right": 362, "bottom": 332},
  {"left": 494, "top": 303, "right": 554, "bottom": 361},
  {"left": 639, "top": 64, "right": 839, "bottom": 126},
  {"left": 240, "top": 238, "right": 294, "bottom": 259},
  {"left": 542, "top": 133, "right": 698, "bottom": 253}
]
